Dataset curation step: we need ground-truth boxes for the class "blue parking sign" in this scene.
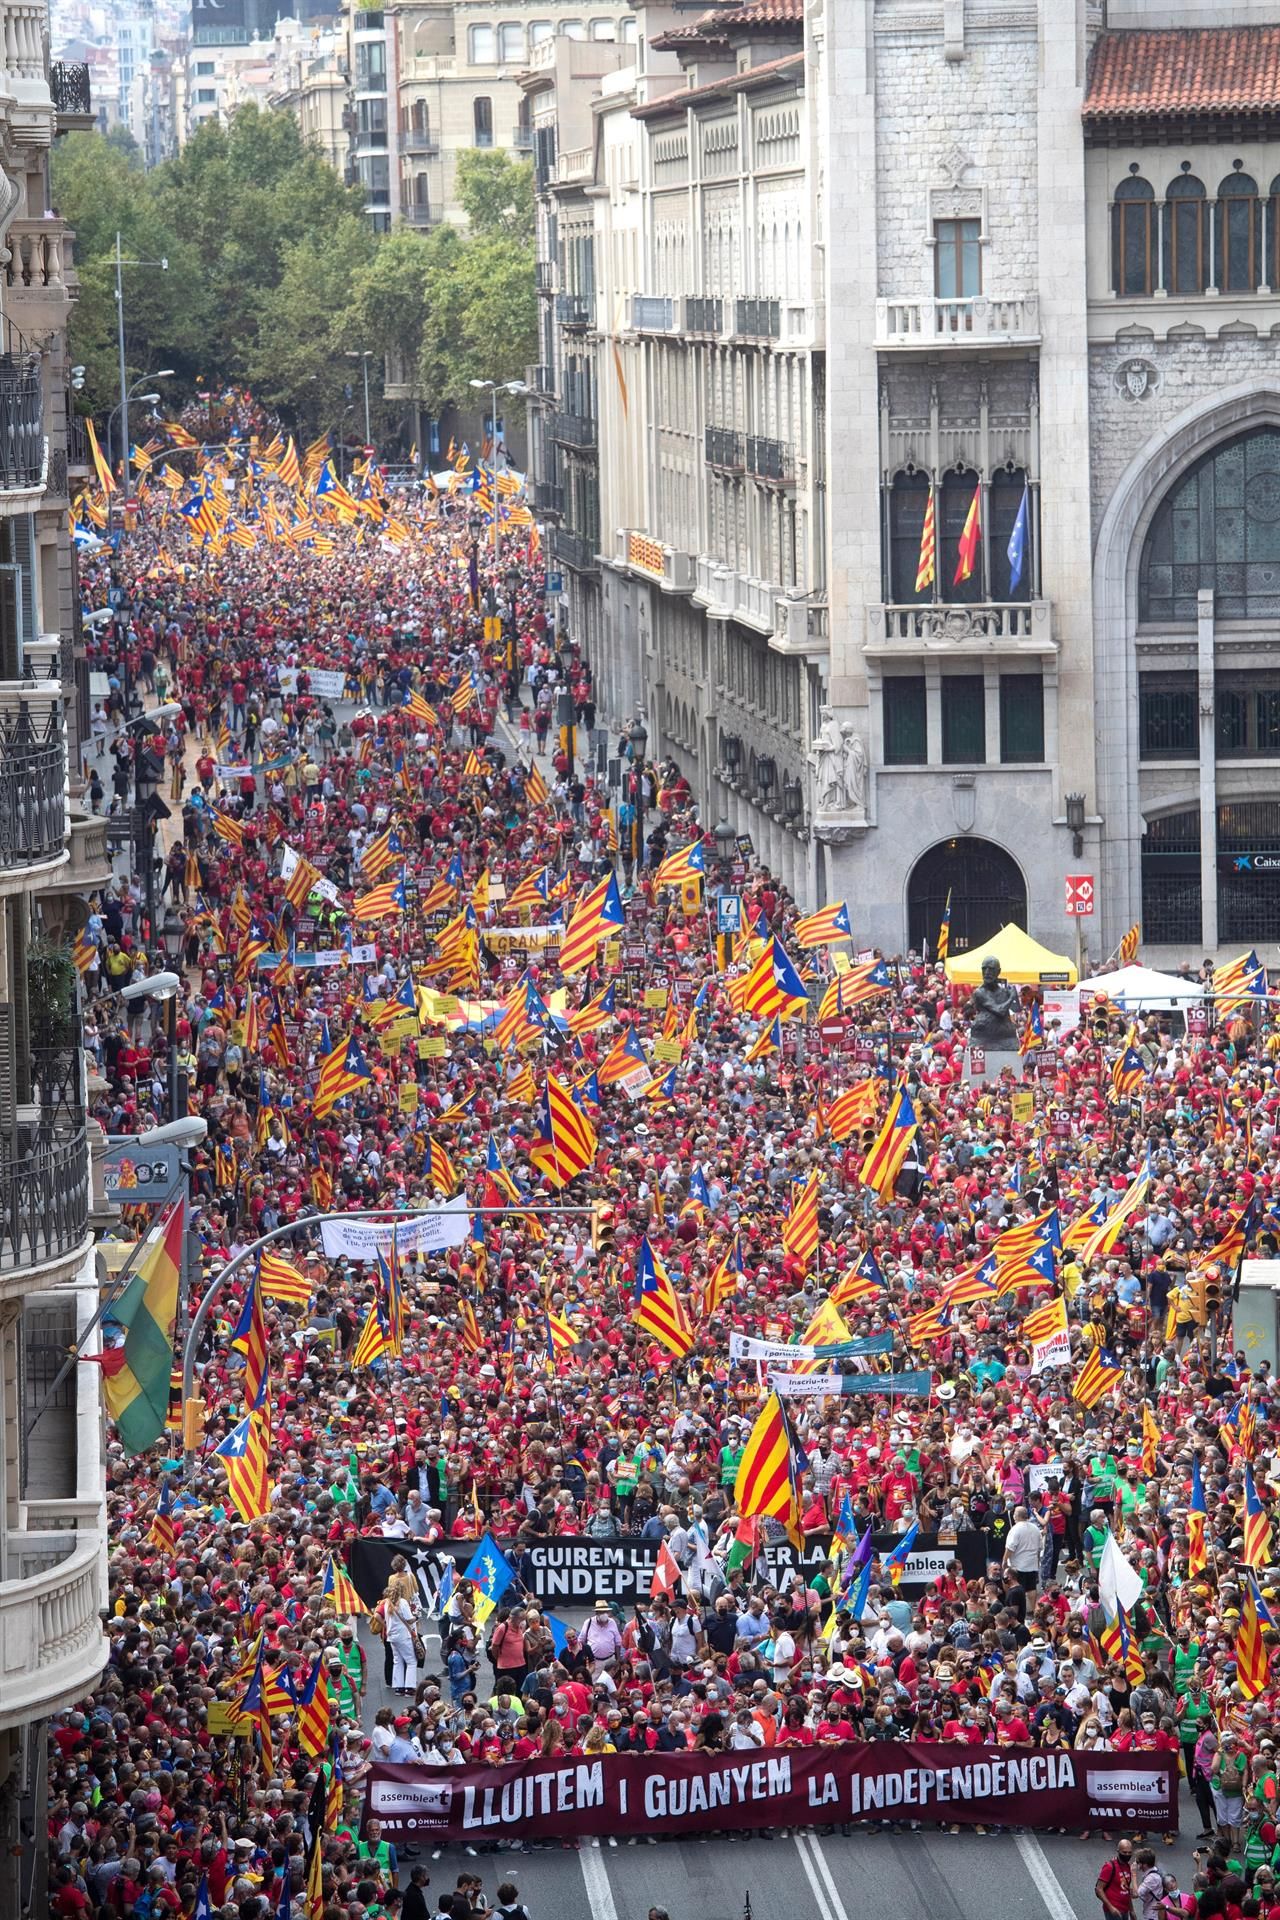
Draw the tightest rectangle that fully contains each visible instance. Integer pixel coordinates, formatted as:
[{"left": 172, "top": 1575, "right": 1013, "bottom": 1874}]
[{"left": 716, "top": 894, "right": 742, "bottom": 934}]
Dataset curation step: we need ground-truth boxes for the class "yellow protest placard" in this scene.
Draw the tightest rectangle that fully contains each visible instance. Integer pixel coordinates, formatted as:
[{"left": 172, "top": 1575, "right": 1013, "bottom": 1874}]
[
  {"left": 207, "top": 1704, "right": 251, "bottom": 1737},
  {"left": 1010, "top": 1090, "right": 1035, "bottom": 1125},
  {"left": 604, "top": 942, "right": 621, "bottom": 968},
  {"left": 652, "top": 1038, "right": 682, "bottom": 1064},
  {"left": 379, "top": 1032, "right": 403, "bottom": 1057},
  {"left": 384, "top": 1013, "right": 419, "bottom": 1042},
  {"left": 643, "top": 987, "right": 668, "bottom": 1010},
  {"left": 435, "top": 994, "right": 461, "bottom": 1018},
  {"left": 399, "top": 1082, "right": 420, "bottom": 1112},
  {"left": 419, "top": 1035, "right": 448, "bottom": 1059}
]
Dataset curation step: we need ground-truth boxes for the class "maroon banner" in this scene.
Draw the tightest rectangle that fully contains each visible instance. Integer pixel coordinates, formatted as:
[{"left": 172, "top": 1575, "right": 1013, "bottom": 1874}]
[{"left": 365, "top": 1744, "right": 1176, "bottom": 1843}]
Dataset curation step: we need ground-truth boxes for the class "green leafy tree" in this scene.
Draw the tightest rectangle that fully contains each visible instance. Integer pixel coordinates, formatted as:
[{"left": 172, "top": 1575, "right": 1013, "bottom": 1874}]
[
  {"left": 454, "top": 150, "right": 535, "bottom": 241},
  {"left": 248, "top": 214, "right": 375, "bottom": 440},
  {"left": 53, "top": 108, "right": 537, "bottom": 431}
]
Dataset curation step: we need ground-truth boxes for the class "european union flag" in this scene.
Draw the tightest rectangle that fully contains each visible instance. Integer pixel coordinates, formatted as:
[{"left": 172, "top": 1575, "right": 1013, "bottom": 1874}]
[{"left": 1007, "top": 483, "right": 1030, "bottom": 596}]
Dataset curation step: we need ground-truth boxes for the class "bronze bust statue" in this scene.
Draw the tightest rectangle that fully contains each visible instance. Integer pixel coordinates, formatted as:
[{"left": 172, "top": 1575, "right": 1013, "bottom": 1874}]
[{"left": 967, "top": 955, "right": 1021, "bottom": 1051}]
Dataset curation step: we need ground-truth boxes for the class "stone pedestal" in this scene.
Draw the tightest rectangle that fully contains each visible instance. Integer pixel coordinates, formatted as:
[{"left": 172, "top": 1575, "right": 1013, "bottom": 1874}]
[{"left": 967, "top": 1046, "right": 1023, "bottom": 1085}]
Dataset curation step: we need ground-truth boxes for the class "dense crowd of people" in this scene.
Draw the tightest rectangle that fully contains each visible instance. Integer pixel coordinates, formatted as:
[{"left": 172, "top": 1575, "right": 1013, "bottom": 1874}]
[{"left": 43, "top": 396, "right": 1280, "bottom": 1920}]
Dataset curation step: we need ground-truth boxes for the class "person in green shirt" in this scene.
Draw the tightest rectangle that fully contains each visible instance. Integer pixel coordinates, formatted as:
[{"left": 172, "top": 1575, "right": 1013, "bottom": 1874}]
[
  {"left": 355, "top": 1818, "right": 397, "bottom": 1887},
  {"left": 719, "top": 1439, "right": 744, "bottom": 1488},
  {"left": 1083, "top": 1509, "right": 1111, "bottom": 1573},
  {"left": 333, "top": 1629, "right": 365, "bottom": 1718},
  {"left": 1172, "top": 1635, "right": 1203, "bottom": 1696},
  {"left": 1088, "top": 1452, "right": 1120, "bottom": 1502},
  {"left": 1176, "top": 1679, "right": 1214, "bottom": 1788},
  {"left": 1115, "top": 1475, "right": 1148, "bottom": 1521}
]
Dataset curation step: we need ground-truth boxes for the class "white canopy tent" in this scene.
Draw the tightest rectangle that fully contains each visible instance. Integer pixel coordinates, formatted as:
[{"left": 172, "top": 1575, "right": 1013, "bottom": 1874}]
[{"left": 1077, "top": 963, "right": 1204, "bottom": 1011}]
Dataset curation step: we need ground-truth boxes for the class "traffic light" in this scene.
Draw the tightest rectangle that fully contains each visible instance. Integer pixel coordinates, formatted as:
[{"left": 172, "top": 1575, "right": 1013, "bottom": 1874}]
[
  {"left": 182, "top": 1395, "right": 206, "bottom": 1452},
  {"left": 1187, "top": 1274, "right": 1208, "bottom": 1325},
  {"left": 591, "top": 1202, "right": 616, "bottom": 1255},
  {"left": 1203, "top": 1270, "right": 1223, "bottom": 1320}
]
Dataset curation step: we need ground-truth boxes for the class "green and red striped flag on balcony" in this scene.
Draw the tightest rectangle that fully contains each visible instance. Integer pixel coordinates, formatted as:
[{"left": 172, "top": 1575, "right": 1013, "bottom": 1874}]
[{"left": 100, "top": 1199, "right": 185, "bottom": 1456}]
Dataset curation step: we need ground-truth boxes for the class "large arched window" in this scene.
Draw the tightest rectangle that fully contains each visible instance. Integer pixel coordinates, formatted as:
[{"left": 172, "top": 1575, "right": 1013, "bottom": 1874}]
[
  {"left": 941, "top": 467, "right": 982, "bottom": 605},
  {"left": 888, "top": 470, "right": 931, "bottom": 603},
  {"left": 1140, "top": 426, "right": 1280, "bottom": 622},
  {"left": 990, "top": 467, "right": 1032, "bottom": 601},
  {"left": 1217, "top": 168, "right": 1260, "bottom": 293},
  {"left": 1163, "top": 171, "right": 1207, "bottom": 294},
  {"left": 1112, "top": 172, "right": 1155, "bottom": 296}
]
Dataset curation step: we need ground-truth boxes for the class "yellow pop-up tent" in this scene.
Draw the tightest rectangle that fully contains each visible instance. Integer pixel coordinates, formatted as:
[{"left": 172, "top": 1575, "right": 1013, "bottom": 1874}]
[{"left": 943, "top": 923, "right": 1077, "bottom": 987}]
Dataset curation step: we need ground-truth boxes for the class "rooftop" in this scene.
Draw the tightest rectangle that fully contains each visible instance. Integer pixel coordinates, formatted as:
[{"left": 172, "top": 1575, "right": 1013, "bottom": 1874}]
[{"left": 1084, "top": 25, "right": 1280, "bottom": 123}]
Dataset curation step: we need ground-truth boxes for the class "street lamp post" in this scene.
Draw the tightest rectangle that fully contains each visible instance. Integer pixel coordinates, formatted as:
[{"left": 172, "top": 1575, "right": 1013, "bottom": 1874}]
[
  {"left": 344, "top": 348, "right": 373, "bottom": 447},
  {"left": 160, "top": 912, "right": 187, "bottom": 1122},
  {"left": 628, "top": 715, "right": 648, "bottom": 872},
  {"left": 179, "top": 1202, "right": 597, "bottom": 1475},
  {"left": 468, "top": 378, "right": 529, "bottom": 571},
  {"left": 113, "top": 230, "right": 169, "bottom": 488},
  {"left": 107, "top": 372, "right": 174, "bottom": 478}
]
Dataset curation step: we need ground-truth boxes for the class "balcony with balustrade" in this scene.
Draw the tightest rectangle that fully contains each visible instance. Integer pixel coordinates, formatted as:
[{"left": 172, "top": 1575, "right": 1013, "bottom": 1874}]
[
  {"left": 0, "top": 1542, "right": 105, "bottom": 1730},
  {"left": 875, "top": 294, "right": 1041, "bottom": 350},
  {"left": 5, "top": 221, "right": 77, "bottom": 344},
  {"left": 865, "top": 599, "right": 1055, "bottom": 655}
]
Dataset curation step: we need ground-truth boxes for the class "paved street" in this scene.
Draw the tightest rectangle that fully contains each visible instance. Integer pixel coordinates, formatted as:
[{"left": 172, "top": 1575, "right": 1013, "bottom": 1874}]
[{"left": 399, "top": 1816, "right": 1196, "bottom": 1920}]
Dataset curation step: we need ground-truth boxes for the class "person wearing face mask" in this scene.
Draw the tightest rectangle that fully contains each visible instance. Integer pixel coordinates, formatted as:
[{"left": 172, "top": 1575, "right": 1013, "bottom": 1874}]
[{"left": 1095, "top": 1838, "right": 1136, "bottom": 1920}]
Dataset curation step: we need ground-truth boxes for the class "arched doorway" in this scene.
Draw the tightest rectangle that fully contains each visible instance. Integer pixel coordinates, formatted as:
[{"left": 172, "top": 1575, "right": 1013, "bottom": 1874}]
[{"left": 906, "top": 837, "right": 1027, "bottom": 956}]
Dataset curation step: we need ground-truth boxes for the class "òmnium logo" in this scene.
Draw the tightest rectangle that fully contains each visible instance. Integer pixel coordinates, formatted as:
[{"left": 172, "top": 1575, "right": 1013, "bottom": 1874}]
[
  {"left": 1087, "top": 1770, "right": 1168, "bottom": 1804},
  {"left": 370, "top": 1779, "right": 453, "bottom": 1828}
]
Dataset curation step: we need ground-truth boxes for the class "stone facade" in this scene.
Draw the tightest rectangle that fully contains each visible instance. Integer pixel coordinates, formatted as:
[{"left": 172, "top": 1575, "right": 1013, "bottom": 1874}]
[{"left": 525, "top": 0, "right": 1280, "bottom": 957}]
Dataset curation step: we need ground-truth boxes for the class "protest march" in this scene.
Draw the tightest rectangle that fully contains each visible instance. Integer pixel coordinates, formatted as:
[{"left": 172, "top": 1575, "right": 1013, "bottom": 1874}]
[{"left": 52, "top": 393, "right": 1280, "bottom": 1920}]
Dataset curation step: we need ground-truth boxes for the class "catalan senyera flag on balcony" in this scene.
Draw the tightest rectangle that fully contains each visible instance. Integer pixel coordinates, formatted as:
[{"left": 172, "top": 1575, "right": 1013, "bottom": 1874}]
[{"left": 100, "top": 1199, "right": 185, "bottom": 1456}]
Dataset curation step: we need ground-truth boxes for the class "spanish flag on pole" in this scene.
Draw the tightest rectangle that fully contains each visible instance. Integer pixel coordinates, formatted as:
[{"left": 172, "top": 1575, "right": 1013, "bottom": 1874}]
[
  {"left": 101, "top": 1200, "right": 185, "bottom": 1456},
  {"left": 953, "top": 484, "right": 981, "bottom": 585}
]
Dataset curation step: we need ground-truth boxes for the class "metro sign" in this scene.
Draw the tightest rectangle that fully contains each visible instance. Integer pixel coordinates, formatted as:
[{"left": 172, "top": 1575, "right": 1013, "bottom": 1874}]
[{"left": 1065, "top": 873, "right": 1095, "bottom": 916}]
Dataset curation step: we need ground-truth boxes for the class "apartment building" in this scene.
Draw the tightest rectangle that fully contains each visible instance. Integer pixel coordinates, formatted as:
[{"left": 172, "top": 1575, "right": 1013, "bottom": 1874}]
[
  {"left": 0, "top": 14, "right": 113, "bottom": 1914},
  {"left": 526, "top": 0, "right": 1280, "bottom": 958},
  {"left": 391, "top": 0, "right": 634, "bottom": 230}
]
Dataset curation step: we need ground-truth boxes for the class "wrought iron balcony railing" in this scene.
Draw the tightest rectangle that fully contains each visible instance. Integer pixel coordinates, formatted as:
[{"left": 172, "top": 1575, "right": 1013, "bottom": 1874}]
[
  {"left": 50, "top": 62, "right": 92, "bottom": 118},
  {"left": 0, "top": 708, "right": 66, "bottom": 869},
  {"left": 0, "top": 355, "right": 44, "bottom": 491},
  {"left": 705, "top": 426, "right": 744, "bottom": 470},
  {"left": 0, "top": 1130, "right": 89, "bottom": 1279}
]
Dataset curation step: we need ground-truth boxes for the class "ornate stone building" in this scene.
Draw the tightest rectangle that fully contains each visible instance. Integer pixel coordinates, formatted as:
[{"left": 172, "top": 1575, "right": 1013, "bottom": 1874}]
[
  {"left": 0, "top": 24, "right": 112, "bottom": 1916},
  {"left": 527, "top": 0, "right": 1280, "bottom": 959}
]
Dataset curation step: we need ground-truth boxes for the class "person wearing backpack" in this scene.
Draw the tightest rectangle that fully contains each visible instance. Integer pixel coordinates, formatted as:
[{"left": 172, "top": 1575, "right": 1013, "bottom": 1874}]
[
  {"left": 493, "top": 1881, "right": 531, "bottom": 1920},
  {"left": 1095, "top": 1839, "right": 1135, "bottom": 1919}
]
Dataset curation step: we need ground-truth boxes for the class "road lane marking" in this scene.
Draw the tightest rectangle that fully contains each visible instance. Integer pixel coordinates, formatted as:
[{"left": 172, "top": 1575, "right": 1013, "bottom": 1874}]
[
  {"left": 579, "top": 1837, "right": 622, "bottom": 1920},
  {"left": 794, "top": 1834, "right": 839, "bottom": 1920},
  {"left": 801, "top": 1832, "right": 853, "bottom": 1920},
  {"left": 1015, "top": 1832, "right": 1079, "bottom": 1920}
]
